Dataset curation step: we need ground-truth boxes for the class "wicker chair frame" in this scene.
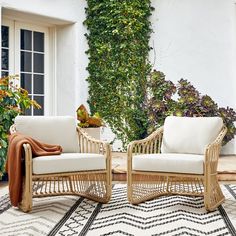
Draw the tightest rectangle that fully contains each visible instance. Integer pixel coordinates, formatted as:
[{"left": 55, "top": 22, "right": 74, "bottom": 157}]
[
  {"left": 127, "top": 125, "right": 227, "bottom": 211},
  {"left": 11, "top": 126, "right": 112, "bottom": 212}
]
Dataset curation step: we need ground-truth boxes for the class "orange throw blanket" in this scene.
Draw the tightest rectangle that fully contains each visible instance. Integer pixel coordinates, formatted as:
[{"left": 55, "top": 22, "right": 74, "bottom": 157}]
[{"left": 6, "top": 133, "right": 62, "bottom": 207}]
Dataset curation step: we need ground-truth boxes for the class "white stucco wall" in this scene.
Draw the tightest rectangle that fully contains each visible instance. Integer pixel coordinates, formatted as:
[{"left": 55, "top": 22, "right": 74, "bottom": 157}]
[
  {"left": 0, "top": 0, "right": 81, "bottom": 23},
  {"left": 0, "top": 0, "right": 235, "bottom": 153}
]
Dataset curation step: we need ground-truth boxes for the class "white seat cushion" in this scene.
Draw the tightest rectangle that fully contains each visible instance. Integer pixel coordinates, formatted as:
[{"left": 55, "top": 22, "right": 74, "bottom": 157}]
[
  {"left": 15, "top": 116, "right": 80, "bottom": 153},
  {"left": 33, "top": 153, "right": 106, "bottom": 174},
  {"left": 132, "top": 153, "right": 204, "bottom": 174},
  {"left": 161, "top": 116, "right": 223, "bottom": 155}
]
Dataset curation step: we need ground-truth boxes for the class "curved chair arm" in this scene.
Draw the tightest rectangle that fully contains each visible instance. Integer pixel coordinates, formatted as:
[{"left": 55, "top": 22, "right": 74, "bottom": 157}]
[
  {"left": 77, "top": 127, "right": 111, "bottom": 157},
  {"left": 127, "top": 126, "right": 164, "bottom": 158},
  {"left": 127, "top": 126, "right": 164, "bottom": 176},
  {"left": 204, "top": 125, "right": 227, "bottom": 174},
  {"left": 77, "top": 127, "right": 111, "bottom": 186}
]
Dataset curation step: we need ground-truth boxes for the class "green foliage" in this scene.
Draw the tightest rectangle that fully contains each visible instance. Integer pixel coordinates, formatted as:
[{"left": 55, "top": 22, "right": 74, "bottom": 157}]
[
  {"left": 145, "top": 70, "right": 236, "bottom": 145},
  {"left": 84, "top": 0, "right": 153, "bottom": 148},
  {"left": 0, "top": 76, "right": 40, "bottom": 179}
]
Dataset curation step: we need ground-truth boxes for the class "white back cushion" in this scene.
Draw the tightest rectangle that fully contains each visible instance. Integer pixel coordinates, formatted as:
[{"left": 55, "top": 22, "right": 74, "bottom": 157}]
[
  {"left": 14, "top": 116, "right": 80, "bottom": 153},
  {"left": 161, "top": 116, "right": 223, "bottom": 154}
]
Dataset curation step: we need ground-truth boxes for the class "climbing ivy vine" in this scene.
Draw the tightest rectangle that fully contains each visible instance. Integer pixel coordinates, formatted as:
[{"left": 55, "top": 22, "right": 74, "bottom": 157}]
[{"left": 84, "top": 0, "right": 153, "bottom": 148}]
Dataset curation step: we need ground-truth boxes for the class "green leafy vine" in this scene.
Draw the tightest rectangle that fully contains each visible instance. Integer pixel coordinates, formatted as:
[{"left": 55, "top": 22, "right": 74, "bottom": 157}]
[{"left": 84, "top": 0, "right": 153, "bottom": 148}]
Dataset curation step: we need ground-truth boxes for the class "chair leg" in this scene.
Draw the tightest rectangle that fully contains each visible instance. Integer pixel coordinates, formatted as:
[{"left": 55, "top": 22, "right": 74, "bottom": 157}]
[
  {"left": 19, "top": 177, "right": 32, "bottom": 213},
  {"left": 204, "top": 175, "right": 225, "bottom": 211}
]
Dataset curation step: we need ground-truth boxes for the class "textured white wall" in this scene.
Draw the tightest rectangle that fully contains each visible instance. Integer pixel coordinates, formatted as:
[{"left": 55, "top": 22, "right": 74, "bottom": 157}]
[
  {"left": 0, "top": 0, "right": 81, "bottom": 22},
  {"left": 56, "top": 24, "right": 77, "bottom": 115}
]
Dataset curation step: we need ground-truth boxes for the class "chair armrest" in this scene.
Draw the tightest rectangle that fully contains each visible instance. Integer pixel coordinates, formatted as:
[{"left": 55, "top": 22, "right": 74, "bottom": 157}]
[
  {"left": 127, "top": 126, "right": 163, "bottom": 175},
  {"left": 77, "top": 127, "right": 111, "bottom": 157},
  {"left": 204, "top": 125, "right": 227, "bottom": 173},
  {"left": 127, "top": 126, "right": 164, "bottom": 158}
]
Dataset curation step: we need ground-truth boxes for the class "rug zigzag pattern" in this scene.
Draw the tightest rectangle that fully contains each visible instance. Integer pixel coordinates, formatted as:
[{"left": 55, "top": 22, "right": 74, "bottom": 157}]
[
  {"left": 86, "top": 192, "right": 228, "bottom": 235},
  {"left": 0, "top": 184, "right": 235, "bottom": 236},
  {"left": 0, "top": 195, "right": 79, "bottom": 236},
  {"left": 55, "top": 185, "right": 236, "bottom": 236}
]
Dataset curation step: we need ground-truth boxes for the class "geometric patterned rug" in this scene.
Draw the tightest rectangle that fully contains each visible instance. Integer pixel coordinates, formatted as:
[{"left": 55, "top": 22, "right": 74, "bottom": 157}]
[{"left": 0, "top": 184, "right": 235, "bottom": 236}]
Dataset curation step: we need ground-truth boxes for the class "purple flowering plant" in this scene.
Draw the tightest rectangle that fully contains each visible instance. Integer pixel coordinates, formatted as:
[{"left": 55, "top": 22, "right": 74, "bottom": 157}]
[{"left": 145, "top": 70, "right": 236, "bottom": 145}]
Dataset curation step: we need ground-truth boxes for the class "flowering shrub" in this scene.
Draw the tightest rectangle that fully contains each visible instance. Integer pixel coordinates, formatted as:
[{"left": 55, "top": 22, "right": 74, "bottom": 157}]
[
  {"left": 0, "top": 76, "right": 40, "bottom": 179},
  {"left": 145, "top": 70, "right": 236, "bottom": 145}
]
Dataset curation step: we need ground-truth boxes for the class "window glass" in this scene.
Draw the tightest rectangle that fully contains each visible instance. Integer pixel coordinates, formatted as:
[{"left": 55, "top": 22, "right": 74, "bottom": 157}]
[
  {"left": 21, "top": 29, "right": 32, "bottom": 50},
  {"left": 1, "top": 71, "right": 8, "bottom": 77},
  {"left": 21, "top": 73, "right": 32, "bottom": 93},
  {"left": 33, "top": 53, "right": 44, "bottom": 73},
  {"left": 20, "top": 29, "right": 45, "bottom": 115},
  {"left": 1, "top": 48, "right": 9, "bottom": 70},
  {"left": 1, "top": 26, "right": 9, "bottom": 47},
  {"left": 33, "top": 96, "right": 44, "bottom": 116},
  {"left": 1, "top": 25, "right": 9, "bottom": 76},
  {"left": 21, "top": 51, "right": 32, "bottom": 72},
  {"left": 34, "top": 32, "right": 44, "bottom": 52},
  {"left": 33, "top": 74, "right": 44, "bottom": 94}
]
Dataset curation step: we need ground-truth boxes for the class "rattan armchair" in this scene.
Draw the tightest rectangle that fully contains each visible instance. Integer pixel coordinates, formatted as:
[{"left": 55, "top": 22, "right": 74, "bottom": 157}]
[
  {"left": 127, "top": 116, "right": 227, "bottom": 211},
  {"left": 11, "top": 116, "right": 112, "bottom": 212}
]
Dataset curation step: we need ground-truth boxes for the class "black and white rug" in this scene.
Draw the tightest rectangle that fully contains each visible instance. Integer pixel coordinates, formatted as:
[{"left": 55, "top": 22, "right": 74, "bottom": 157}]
[{"left": 0, "top": 184, "right": 236, "bottom": 236}]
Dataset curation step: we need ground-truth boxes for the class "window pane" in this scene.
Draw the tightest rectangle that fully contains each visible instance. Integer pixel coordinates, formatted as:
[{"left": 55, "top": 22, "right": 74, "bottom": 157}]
[
  {"left": 21, "top": 73, "right": 32, "bottom": 94},
  {"left": 33, "top": 96, "right": 44, "bottom": 115},
  {"left": 1, "top": 71, "right": 9, "bottom": 77},
  {"left": 1, "top": 48, "right": 9, "bottom": 70},
  {"left": 34, "top": 32, "right": 44, "bottom": 52},
  {"left": 21, "top": 51, "right": 32, "bottom": 72},
  {"left": 1, "top": 26, "right": 9, "bottom": 48},
  {"left": 33, "top": 74, "right": 44, "bottom": 94},
  {"left": 24, "top": 107, "right": 32, "bottom": 115},
  {"left": 21, "top": 29, "right": 32, "bottom": 50},
  {"left": 33, "top": 53, "right": 44, "bottom": 73}
]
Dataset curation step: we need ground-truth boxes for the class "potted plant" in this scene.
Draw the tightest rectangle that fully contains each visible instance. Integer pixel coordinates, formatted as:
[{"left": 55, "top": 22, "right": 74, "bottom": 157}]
[
  {"left": 76, "top": 104, "right": 103, "bottom": 139},
  {"left": 0, "top": 75, "right": 40, "bottom": 180}
]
